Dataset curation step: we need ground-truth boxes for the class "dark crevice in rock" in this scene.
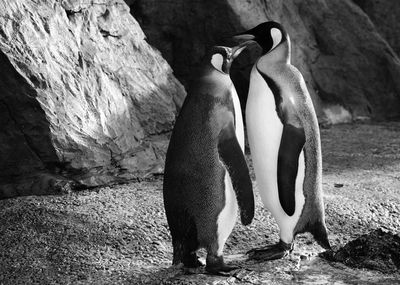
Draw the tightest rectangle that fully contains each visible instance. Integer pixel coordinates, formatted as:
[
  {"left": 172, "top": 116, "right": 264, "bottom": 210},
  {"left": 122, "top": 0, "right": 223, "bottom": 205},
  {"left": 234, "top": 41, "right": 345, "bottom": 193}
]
[
  {"left": 0, "top": 50, "right": 82, "bottom": 198},
  {"left": 147, "top": 129, "right": 172, "bottom": 137},
  {"left": 100, "top": 29, "right": 122, "bottom": 39},
  {"left": 64, "top": 8, "right": 83, "bottom": 21},
  {"left": 0, "top": 52, "right": 60, "bottom": 166},
  {"left": 0, "top": 100, "right": 44, "bottom": 165},
  {"left": 63, "top": 1, "right": 126, "bottom": 19}
]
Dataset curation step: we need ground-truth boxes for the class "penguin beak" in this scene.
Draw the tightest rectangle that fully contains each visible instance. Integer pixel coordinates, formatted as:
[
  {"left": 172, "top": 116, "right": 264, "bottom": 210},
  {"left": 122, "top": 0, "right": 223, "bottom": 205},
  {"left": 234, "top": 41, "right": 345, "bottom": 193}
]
[
  {"left": 231, "top": 41, "right": 253, "bottom": 59},
  {"left": 231, "top": 39, "right": 258, "bottom": 60},
  {"left": 232, "top": 33, "right": 256, "bottom": 42},
  {"left": 231, "top": 31, "right": 258, "bottom": 55},
  {"left": 232, "top": 29, "right": 257, "bottom": 46}
]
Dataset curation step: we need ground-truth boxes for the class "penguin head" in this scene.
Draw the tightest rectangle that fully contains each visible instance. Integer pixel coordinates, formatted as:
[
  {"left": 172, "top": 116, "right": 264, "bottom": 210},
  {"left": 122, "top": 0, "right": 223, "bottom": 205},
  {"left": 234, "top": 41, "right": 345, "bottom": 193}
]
[
  {"left": 232, "top": 21, "right": 287, "bottom": 55},
  {"left": 209, "top": 43, "right": 249, "bottom": 74}
]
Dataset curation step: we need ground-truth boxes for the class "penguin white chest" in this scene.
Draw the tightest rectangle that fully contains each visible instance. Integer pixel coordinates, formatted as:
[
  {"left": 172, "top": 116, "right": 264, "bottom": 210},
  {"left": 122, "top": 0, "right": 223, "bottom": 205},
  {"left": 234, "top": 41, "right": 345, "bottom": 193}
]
[
  {"left": 231, "top": 85, "right": 245, "bottom": 151},
  {"left": 215, "top": 85, "right": 243, "bottom": 256},
  {"left": 246, "top": 66, "right": 305, "bottom": 243},
  {"left": 246, "top": 66, "right": 283, "bottom": 198}
]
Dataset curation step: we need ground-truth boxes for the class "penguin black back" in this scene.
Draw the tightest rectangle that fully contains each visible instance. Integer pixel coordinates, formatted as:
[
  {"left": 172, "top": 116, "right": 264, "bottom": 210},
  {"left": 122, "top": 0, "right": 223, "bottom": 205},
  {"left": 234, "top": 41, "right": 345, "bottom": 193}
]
[{"left": 163, "top": 44, "right": 254, "bottom": 274}]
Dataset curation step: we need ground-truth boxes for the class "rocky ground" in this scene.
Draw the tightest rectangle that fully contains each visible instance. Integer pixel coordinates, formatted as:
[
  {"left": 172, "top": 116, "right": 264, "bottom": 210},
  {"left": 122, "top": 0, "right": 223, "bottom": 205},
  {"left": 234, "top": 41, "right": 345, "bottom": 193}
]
[{"left": 0, "top": 122, "right": 399, "bottom": 284}]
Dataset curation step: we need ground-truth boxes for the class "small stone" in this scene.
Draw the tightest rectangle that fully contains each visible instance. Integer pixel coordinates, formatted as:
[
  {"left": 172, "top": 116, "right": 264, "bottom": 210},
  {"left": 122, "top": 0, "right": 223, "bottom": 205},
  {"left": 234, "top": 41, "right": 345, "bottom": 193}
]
[{"left": 300, "top": 254, "right": 308, "bottom": 260}]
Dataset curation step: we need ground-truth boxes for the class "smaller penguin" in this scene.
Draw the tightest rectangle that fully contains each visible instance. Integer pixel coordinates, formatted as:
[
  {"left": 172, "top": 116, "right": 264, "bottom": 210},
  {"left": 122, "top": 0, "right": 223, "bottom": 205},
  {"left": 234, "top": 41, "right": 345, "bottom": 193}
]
[
  {"left": 163, "top": 42, "right": 254, "bottom": 275},
  {"left": 233, "top": 22, "right": 331, "bottom": 261}
]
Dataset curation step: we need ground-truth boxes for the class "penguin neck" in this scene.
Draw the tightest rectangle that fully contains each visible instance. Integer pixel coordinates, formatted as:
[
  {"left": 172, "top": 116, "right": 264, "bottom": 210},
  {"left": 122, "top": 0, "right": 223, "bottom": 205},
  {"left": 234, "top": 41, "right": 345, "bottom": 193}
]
[
  {"left": 204, "top": 64, "right": 230, "bottom": 78},
  {"left": 198, "top": 64, "right": 232, "bottom": 90},
  {"left": 257, "top": 38, "right": 291, "bottom": 72}
]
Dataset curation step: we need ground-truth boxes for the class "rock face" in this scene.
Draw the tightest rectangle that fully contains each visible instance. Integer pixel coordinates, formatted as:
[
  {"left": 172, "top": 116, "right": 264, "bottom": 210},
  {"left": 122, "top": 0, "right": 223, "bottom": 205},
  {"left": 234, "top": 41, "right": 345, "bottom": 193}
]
[
  {"left": 353, "top": 0, "right": 400, "bottom": 57},
  {"left": 2, "top": 0, "right": 400, "bottom": 198},
  {"left": 129, "top": 0, "right": 400, "bottom": 123},
  {"left": 0, "top": 0, "right": 185, "bottom": 198}
]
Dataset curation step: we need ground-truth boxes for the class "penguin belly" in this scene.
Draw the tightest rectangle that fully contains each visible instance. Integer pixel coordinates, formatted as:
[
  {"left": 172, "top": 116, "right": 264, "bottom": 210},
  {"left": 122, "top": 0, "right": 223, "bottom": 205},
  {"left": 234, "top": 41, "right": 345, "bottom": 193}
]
[
  {"left": 231, "top": 85, "right": 245, "bottom": 151},
  {"left": 246, "top": 67, "right": 305, "bottom": 244},
  {"left": 215, "top": 86, "right": 243, "bottom": 255},
  {"left": 216, "top": 171, "right": 238, "bottom": 255}
]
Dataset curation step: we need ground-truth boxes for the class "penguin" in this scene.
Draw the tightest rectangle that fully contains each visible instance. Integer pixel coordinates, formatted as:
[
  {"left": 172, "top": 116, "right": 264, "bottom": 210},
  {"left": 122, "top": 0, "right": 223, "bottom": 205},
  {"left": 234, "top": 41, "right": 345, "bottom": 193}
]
[
  {"left": 232, "top": 21, "right": 331, "bottom": 260},
  {"left": 163, "top": 42, "right": 255, "bottom": 274}
]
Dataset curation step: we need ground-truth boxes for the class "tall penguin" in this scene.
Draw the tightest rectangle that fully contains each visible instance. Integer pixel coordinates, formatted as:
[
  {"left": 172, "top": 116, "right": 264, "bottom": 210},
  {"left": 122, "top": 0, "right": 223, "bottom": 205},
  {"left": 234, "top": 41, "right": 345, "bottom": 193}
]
[
  {"left": 233, "top": 22, "right": 331, "bottom": 260},
  {"left": 163, "top": 43, "right": 254, "bottom": 274}
]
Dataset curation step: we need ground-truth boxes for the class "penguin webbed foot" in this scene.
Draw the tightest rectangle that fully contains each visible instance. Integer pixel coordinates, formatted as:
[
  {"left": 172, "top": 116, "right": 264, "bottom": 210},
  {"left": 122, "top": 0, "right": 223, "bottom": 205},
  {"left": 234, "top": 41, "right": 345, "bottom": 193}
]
[
  {"left": 205, "top": 264, "right": 239, "bottom": 276},
  {"left": 205, "top": 255, "right": 239, "bottom": 276},
  {"left": 247, "top": 240, "right": 293, "bottom": 261}
]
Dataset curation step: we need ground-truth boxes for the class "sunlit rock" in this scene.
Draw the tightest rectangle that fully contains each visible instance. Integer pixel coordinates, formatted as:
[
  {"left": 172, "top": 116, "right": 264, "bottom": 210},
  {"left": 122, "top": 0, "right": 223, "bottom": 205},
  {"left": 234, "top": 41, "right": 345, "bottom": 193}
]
[{"left": 0, "top": 0, "right": 185, "bottom": 198}]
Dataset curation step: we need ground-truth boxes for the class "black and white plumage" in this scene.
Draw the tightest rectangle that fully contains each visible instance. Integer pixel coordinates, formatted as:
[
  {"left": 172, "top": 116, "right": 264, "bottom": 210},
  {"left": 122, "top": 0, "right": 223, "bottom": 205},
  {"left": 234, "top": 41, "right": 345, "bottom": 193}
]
[
  {"left": 234, "top": 21, "right": 331, "bottom": 260},
  {"left": 163, "top": 44, "right": 254, "bottom": 274}
]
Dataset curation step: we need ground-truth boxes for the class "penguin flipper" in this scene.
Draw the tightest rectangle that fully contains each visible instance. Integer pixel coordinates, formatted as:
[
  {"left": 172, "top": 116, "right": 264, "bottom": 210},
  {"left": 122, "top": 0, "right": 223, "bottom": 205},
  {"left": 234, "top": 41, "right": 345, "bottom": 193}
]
[
  {"left": 277, "top": 123, "right": 306, "bottom": 216},
  {"left": 218, "top": 122, "right": 254, "bottom": 225}
]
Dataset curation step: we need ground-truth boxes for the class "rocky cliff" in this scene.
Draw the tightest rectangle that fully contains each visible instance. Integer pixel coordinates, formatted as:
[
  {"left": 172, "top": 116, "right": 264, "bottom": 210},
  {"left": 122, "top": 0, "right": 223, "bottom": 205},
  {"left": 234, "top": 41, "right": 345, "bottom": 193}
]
[
  {"left": 1, "top": 0, "right": 400, "bottom": 198},
  {"left": 129, "top": 0, "right": 400, "bottom": 124},
  {"left": 354, "top": 0, "right": 400, "bottom": 57},
  {"left": 0, "top": 0, "right": 185, "bottom": 198}
]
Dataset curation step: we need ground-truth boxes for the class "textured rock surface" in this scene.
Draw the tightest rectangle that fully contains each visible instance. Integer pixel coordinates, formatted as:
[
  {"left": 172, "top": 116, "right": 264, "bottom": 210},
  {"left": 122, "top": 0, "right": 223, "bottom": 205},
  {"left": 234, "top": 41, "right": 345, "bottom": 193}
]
[
  {"left": 353, "top": 0, "right": 400, "bottom": 57},
  {"left": 0, "top": 0, "right": 185, "bottom": 198},
  {"left": 129, "top": 0, "right": 400, "bottom": 123}
]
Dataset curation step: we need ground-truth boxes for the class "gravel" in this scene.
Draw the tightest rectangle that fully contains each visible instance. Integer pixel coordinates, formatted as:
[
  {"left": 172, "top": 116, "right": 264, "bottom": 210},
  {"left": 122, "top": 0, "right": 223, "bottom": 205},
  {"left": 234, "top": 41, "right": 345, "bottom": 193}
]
[{"left": 0, "top": 122, "right": 399, "bottom": 284}]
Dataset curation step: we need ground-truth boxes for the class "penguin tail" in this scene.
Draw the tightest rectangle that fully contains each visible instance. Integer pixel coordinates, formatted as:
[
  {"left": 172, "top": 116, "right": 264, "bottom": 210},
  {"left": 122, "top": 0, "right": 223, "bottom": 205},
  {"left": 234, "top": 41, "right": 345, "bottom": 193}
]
[{"left": 309, "top": 219, "right": 331, "bottom": 250}]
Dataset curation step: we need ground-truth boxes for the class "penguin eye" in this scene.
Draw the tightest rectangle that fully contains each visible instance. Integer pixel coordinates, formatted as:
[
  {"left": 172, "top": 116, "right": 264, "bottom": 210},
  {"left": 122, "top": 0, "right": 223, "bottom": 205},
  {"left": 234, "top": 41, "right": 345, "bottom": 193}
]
[
  {"left": 211, "top": 53, "right": 224, "bottom": 73},
  {"left": 270, "top": 27, "right": 282, "bottom": 51}
]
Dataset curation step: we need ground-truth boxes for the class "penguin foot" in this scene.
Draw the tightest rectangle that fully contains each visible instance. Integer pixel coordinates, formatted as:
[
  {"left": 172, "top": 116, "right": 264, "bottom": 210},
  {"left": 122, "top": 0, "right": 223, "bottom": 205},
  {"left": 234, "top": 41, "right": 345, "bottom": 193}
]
[
  {"left": 205, "top": 255, "right": 239, "bottom": 276},
  {"left": 247, "top": 240, "right": 294, "bottom": 261},
  {"left": 205, "top": 264, "right": 239, "bottom": 276},
  {"left": 183, "top": 253, "right": 204, "bottom": 268},
  {"left": 181, "top": 255, "right": 205, "bottom": 275}
]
